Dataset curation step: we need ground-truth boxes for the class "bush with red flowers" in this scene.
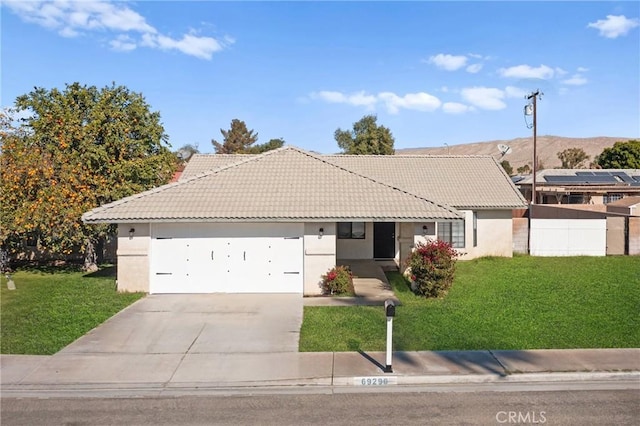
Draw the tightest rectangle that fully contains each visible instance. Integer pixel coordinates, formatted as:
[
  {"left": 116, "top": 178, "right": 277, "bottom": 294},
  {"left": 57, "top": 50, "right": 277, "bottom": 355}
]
[
  {"left": 321, "top": 265, "right": 355, "bottom": 296},
  {"left": 406, "top": 240, "right": 459, "bottom": 298}
]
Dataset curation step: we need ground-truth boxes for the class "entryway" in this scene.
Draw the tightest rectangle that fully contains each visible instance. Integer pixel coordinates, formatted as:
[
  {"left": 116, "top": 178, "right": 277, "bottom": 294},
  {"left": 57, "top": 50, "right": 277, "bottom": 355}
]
[{"left": 373, "top": 222, "right": 395, "bottom": 259}]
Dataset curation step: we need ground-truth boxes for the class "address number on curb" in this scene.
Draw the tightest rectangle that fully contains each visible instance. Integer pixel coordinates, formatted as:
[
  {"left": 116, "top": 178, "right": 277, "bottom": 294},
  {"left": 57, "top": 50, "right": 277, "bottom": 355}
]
[{"left": 353, "top": 376, "right": 398, "bottom": 386}]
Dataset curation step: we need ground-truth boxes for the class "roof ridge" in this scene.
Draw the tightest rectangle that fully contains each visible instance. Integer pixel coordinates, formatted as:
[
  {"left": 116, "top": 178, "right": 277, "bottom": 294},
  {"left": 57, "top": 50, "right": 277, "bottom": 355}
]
[
  {"left": 296, "top": 149, "right": 462, "bottom": 216},
  {"left": 83, "top": 148, "right": 293, "bottom": 221},
  {"left": 488, "top": 156, "right": 528, "bottom": 205},
  {"left": 325, "top": 154, "right": 495, "bottom": 158}
]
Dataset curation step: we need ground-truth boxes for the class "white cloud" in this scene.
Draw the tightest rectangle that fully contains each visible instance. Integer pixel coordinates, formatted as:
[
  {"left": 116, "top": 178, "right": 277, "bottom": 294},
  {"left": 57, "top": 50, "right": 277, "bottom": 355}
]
[
  {"left": 142, "top": 32, "right": 226, "bottom": 60},
  {"left": 461, "top": 87, "right": 506, "bottom": 110},
  {"left": 577, "top": 67, "right": 589, "bottom": 72},
  {"left": 427, "top": 53, "right": 468, "bottom": 71},
  {"left": 466, "top": 63, "right": 483, "bottom": 73},
  {"left": 504, "top": 86, "right": 528, "bottom": 98},
  {"left": 562, "top": 74, "right": 588, "bottom": 86},
  {"left": 310, "top": 90, "right": 441, "bottom": 114},
  {"left": 442, "top": 102, "right": 474, "bottom": 114},
  {"left": 4, "top": 0, "right": 232, "bottom": 60},
  {"left": 378, "top": 92, "right": 441, "bottom": 114},
  {"left": 310, "top": 91, "right": 377, "bottom": 108},
  {"left": 554, "top": 67, "right": 568, "bottom": 77},
  {"left": 110, "top": 35, "right": 136, "bottom": 52},
  {"left": 498, "top": 64, "right": 555, "bottom": 79},
  {"left": 588, "top": 15, "right": 640, "bottom": 38}
]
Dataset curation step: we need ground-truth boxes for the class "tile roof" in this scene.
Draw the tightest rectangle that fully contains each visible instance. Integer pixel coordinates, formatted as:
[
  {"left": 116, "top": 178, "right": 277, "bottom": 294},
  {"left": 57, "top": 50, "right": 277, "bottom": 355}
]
[
  {"left": 326, "top": 155, "right": 527, "bottom": 209},
  {"left": 180, "top": 154, "right": 254, "bottom": 179},
  {"left": 83, "top": 147, "right": 463, "bottom": 223}
]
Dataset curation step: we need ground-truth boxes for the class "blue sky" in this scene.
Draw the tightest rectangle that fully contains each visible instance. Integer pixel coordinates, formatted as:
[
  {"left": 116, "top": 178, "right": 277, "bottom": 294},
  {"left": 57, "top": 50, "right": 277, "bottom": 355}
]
[{"left": 2, "top": 1, "right": 639, "bottom": 154}]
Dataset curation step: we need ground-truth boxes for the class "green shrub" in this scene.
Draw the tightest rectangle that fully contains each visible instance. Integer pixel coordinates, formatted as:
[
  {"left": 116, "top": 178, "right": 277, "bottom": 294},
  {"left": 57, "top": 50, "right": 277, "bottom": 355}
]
[
  {"left": 321, "top": 265, "right": 355, "bottom": 295},
  {"left": 406, "top": 240, "right": 458, "bottom": 298}
]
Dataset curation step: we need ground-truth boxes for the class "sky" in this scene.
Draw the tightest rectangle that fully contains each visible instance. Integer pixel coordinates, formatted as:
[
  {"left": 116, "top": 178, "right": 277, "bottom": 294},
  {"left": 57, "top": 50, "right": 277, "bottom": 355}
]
[{"left": 2, "top": 1, "right": 639, "bottom": 154}]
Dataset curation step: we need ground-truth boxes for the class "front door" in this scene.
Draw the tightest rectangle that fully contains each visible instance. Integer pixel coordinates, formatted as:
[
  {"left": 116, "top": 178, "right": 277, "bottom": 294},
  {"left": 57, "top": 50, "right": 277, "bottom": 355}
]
[{"left": 374, "top": 222, "right": 395, "bottom": 259}]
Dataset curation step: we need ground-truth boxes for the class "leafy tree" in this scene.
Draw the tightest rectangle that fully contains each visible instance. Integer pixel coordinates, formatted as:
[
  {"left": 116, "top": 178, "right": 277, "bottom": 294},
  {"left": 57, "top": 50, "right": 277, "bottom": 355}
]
[
  {"left": 212, "top": 119, "right": 258, "bottom": 153},
  {"left": 246, "top": 138, "right": 285, "bottom": 154},
  {"left": 596, "top": 140, "right": 640, "bottom": 169},
  {"left": 557, "top": 147, "right": 589, "bottom": 169},
  {"left": 516, "top": 164, "right": 531, "bottom": 175},
  {"left": 500, "top": 160, "right": 513, "bottom": 176},
  {"left": 334, "top": 114, "right": 395, "bottom": 155},
  {"left": 0, "top": 83, "right": 176, "bottom": 271}
]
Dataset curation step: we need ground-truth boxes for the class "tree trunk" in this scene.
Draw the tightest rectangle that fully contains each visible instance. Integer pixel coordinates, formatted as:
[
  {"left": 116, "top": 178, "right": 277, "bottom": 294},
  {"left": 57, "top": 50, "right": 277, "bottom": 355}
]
[{"left": 83, "top": 238, "right": 99, "bottom": 272}]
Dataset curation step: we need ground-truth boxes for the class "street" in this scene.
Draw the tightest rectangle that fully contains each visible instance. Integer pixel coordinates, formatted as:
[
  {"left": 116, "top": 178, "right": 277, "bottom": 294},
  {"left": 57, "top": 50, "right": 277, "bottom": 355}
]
[{"left": 2, "top": 388, "right": 638, "bottom": 425}]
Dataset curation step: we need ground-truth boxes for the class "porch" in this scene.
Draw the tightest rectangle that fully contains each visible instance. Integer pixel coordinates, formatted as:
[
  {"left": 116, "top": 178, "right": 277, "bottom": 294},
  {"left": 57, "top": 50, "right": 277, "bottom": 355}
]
[{"left": 303, "top": 259, "right": 399, "bottom": 306}]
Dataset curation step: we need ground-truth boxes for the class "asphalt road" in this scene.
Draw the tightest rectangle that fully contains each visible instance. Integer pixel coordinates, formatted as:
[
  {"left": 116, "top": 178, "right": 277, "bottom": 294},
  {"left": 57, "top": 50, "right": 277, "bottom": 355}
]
[{"left": 2, "top": 389, "right": 638, "bottom": 425}]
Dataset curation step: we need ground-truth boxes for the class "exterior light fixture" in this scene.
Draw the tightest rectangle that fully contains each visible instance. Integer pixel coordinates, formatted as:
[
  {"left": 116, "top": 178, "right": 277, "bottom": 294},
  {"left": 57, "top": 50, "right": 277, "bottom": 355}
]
[
  {"left": 129, "top": 228, "right": 135, "bottom": 238},
  {"left": 422, "top": 225, "right": 428, "bottom": 236},
  {"left": 319, "top": 227, "right": 324, "bottom": 237}
]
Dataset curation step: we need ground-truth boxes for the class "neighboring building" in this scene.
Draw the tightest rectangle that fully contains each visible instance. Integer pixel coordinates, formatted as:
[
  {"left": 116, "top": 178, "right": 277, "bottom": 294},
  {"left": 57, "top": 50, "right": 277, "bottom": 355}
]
[
  {"left": 606, "top": 196, "right": 640, "bottom": 216},
  {"left": 82, "top": 146, "right": 527, "bottom": 295},
  {"left": 516, "top": 169, "right": 640, "bottom": 205}
]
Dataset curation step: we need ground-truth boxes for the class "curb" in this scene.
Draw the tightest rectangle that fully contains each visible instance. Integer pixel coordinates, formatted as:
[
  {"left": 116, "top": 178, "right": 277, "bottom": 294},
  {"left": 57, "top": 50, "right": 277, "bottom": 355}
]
[{"left": 2, "top": 371, "right": 637, "bottom": 398}]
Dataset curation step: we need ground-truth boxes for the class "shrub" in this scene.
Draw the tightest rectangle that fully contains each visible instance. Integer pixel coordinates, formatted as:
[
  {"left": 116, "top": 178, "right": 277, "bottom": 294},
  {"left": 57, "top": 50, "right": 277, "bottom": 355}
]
[
  {"left": 321, "top": 265, "right": 355, "bottom": 296},
  {"left": 406, "top": 240, "right": 459, "bottom": 298}
]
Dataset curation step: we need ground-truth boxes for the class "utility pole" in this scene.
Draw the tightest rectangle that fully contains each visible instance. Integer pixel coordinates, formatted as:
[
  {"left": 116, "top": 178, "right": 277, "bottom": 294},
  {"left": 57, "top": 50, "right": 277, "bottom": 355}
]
[
  {"left": 525, "top": 90, "right": 542, "bottom": 204},
  {"left": 525, "top": 90, "right": 542, "bottom": 255}
]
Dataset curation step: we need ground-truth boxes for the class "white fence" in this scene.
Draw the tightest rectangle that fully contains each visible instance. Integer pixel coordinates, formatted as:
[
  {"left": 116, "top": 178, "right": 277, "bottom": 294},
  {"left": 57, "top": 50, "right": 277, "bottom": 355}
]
[{"left": 530, "top": 219, "right": 606, "bottom": 256}]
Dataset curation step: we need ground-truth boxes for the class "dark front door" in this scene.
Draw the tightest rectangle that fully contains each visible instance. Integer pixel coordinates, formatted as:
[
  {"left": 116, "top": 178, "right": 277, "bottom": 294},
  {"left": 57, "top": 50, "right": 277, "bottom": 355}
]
[{"left": 374, "top": 222, "right": 395, "bottom": 259}]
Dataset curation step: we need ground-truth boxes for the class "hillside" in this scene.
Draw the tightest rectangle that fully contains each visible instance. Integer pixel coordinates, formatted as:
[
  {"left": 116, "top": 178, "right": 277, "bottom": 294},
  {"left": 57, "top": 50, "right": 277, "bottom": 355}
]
[{"left": 397, "top": 136, "right": 633, "bottom": 170}]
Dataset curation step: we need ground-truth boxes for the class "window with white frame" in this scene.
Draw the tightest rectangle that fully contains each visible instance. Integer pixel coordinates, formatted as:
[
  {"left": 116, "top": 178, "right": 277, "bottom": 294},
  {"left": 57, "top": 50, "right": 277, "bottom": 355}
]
[{"left": 437, "top": 221, "right": 465, "bottom": 248}]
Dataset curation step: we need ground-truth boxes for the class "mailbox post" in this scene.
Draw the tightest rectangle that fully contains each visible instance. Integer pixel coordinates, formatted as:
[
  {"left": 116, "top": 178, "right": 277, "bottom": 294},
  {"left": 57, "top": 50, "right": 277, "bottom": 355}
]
[{"left": 384, "top": 299, "right": 395, "bottom": 373}]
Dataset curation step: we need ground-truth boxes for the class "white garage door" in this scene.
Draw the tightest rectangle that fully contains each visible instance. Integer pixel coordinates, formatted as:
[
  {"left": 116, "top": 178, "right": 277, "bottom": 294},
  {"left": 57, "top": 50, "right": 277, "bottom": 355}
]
[{"left": 150, "top": 223, "right": 303, "bottom": 294}]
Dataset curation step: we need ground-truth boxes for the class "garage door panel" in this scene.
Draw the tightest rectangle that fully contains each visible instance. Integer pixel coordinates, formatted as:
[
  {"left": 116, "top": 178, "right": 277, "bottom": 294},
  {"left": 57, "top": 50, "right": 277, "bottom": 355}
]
[{"left": 150, "top": 223, "right": 303, "bottom": 294}]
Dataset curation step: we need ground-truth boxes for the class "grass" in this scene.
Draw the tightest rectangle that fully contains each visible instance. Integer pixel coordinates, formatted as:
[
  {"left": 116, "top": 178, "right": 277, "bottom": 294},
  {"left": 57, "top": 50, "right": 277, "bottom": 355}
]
[
  {"left": 1, "top": 267, "right": 144, "bottom": 355},
  {"left": 299, "top": 256, "right": 640, "bottom": 352}
]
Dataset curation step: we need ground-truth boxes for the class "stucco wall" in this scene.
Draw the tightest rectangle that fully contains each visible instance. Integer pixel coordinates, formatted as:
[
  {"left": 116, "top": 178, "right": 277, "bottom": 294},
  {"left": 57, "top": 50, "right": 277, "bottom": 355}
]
[
  {"left": 460, "top": 210, "right": 514, "bottom": 259},
  {"left": 336, "top": 222, "right": 374, "bottom": 259},
  {"left": 630, "top": 217, "right": 640, "bottom": 255},
  {"left": 116, "top": 223, "right": 150, "bottom": 292},
  {"left": 303, "top": 222, "right": 336, "bottom": 295}
]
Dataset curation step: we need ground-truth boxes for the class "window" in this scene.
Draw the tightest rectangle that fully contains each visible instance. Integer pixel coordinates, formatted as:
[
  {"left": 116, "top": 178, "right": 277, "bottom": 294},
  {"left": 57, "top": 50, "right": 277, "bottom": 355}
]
[
  {"left": 337, "top": 222, "right": 365, "bottom": 239},
  {"left": 437, "top": 221, "right": 465, "bottom": 248},
  {"left": 604, "top": 193, "right": 623, "bottom": 204}
]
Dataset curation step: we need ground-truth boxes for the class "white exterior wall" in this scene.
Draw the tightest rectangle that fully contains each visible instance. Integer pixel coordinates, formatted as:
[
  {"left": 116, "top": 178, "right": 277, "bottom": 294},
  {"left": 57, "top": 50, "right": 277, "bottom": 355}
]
[
  {"left": 303, "top": 222, "right": 336, "bottom": 295},
  {"left": 336, "top": 222, "right": 374, "bottom": 259},
  {"left": 116, "top": 223, "right": 151, "bottom": 292},
  {"left": 460, "top": 209, "right": 514, "bottom": 259},
  {"left": 530, "top": 219, "right": 606, "bottom": 256}
]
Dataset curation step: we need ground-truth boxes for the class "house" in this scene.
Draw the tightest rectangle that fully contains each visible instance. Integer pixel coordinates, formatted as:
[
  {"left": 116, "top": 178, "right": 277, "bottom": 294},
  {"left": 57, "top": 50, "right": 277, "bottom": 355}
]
[
  {"left": 606, "top": 196, "right": 640, "bottom": 216},
  {"left": 515, "top": 169, "right": 640, "bottom": 205},
  {"left": 82, "top": 146, "right": 527, "bottom": 295}
]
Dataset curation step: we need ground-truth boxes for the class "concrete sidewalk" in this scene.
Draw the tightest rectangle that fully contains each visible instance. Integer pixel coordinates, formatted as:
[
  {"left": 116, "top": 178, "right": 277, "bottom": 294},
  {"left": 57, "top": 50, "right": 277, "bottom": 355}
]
[{"left": 2, "top": 348, "right": 638, "bottom": 396}]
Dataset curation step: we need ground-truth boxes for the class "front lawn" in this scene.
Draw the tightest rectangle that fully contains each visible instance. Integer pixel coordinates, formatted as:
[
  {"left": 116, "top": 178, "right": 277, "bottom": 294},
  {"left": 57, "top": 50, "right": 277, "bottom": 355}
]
[
  {"left": 1, "top": 267, "right": 144, "bottom": 355},
  {"left": 299, "top": 256, "right": 640, "bottom": 351}
]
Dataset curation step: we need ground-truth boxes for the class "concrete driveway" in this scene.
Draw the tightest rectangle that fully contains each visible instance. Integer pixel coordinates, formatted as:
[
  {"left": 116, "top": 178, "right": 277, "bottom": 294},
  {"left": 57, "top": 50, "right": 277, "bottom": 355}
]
[{"left": 58, "top": 294, "right": 304, "bottom": 355}]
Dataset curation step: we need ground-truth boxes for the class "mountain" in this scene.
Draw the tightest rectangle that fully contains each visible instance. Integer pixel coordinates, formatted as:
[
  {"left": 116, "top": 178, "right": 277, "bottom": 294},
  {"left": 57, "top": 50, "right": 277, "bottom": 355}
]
[{"left": 396, "top": 136, "right": 633, "bottom": 170}]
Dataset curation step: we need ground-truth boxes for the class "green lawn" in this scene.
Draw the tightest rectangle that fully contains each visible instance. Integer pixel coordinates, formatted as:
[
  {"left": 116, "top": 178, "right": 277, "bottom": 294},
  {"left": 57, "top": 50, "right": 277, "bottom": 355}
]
[
  {"left": 300, "top": 256, "right": 640, "bottom": 352},
  {"left": 1, "top": 267, "right": 144, "bottom": 355}
]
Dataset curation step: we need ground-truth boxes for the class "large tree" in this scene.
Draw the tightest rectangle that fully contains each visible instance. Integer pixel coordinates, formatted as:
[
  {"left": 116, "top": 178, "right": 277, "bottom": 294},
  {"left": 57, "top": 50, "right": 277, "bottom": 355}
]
[
  {"left": 334, "top": 115, "right": 395, "bottom": 155},
  {"left": 246, "top": 138, "right": 285, "bottom": 154},
  {"left": 596, "top": 140, "right": 640, "bottom": 169},
  {"left": 557, "top": 147, "right": 589, "bottom": 169},
  {"left": 0, "top": 83, "right": 176, "bottom": 270},
  {"left": 212, "top": 119, "right": 259, "bottom": 153}
]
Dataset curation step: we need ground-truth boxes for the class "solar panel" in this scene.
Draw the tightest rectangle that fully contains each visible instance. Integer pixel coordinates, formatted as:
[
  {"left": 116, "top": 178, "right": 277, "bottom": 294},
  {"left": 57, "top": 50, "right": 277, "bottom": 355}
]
[
  {"left": 575, "top": 171, "right": 596, "bottom": 176},
  {"left": 544, "top": 175, "right": 589, "bottom": 183}
]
